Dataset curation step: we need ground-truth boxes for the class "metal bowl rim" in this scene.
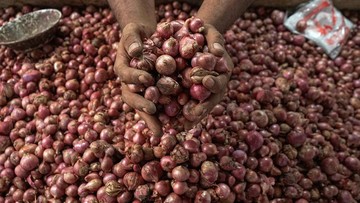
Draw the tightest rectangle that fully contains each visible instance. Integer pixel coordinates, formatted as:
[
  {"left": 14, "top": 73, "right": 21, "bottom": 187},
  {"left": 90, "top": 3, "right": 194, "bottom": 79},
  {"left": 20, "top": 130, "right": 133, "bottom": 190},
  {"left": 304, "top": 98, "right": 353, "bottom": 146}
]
[{"left": 0, "top": 9, "right": 62, "bottom": 45}]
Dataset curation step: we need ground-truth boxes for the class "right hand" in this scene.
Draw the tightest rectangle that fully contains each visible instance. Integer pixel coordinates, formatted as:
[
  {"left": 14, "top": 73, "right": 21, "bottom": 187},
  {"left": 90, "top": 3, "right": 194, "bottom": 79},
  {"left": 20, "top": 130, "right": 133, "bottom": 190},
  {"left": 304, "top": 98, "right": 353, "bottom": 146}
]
[
  {"left": 183, "top": 23, "right": 234, "bottom": 130},
  {"left": 114, "top": 23, "right": 163, "bottom": 137}
]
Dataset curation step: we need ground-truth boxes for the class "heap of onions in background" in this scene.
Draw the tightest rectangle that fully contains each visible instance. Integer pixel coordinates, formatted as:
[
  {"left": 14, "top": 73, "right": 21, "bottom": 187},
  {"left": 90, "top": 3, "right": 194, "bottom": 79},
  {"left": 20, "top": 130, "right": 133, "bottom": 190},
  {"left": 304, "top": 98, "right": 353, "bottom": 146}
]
[{"left": 0, "top": 1, "right": 359, "bottom": 203}]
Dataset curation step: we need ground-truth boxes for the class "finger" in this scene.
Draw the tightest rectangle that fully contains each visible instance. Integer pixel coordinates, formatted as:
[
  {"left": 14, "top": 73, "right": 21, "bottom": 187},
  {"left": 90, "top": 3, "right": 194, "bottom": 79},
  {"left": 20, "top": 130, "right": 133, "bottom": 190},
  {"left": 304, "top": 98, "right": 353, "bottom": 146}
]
[
  {"left": 137, "top": 110, "right": 163, "bottom": 137},
  {"left": 202, "top": 74, "right": 228, "bottom": 94},
  {"left": 183, "top": 90, "right": 225, "bottom": 130},
  {"left": 114, "top": 63, "right": 154, "bottom": 86},
  {"left": 122, "top": 23, "right": 144, "bottom": 57},
  {"left": 203, "top": 24, "right": 225, "bottom": 57},
  {"left": 122, "top": 84, "right": 156, "bottom": 114},
  {"left": 184, "top": 121, "right": 194, "bottom": 131}
]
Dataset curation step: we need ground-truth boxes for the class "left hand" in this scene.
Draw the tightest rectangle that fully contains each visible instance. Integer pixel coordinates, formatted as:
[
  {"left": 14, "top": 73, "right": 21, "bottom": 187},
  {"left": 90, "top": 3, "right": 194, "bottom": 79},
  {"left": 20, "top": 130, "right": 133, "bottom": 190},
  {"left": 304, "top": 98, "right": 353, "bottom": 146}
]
[
  {"left": 113, "top": 23, "right": 163, "bottom": 137},
  {"left": 183, "top": 24, "right": 234, "bottom": 130}
]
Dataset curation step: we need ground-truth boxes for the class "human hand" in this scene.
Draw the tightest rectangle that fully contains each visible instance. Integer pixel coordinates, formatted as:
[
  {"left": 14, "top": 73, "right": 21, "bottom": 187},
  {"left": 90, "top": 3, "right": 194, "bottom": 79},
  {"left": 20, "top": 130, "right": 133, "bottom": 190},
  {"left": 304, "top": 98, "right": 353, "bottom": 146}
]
[
  {"left": 183, "top": 24, "right": 234, "bottom": 130},
  {"left": 114, "top": 23, "right": 163, "bottom": 137}
]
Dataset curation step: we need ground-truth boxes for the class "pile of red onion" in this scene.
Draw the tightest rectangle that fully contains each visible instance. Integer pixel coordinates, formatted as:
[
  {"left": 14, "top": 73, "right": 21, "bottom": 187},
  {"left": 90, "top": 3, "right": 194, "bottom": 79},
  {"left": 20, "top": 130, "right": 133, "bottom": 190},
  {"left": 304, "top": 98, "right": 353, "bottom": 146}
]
[
  {"left": 0, "top": 2, "right": 359, "bottom": 203},
  {"left": 128, "top": 16, "right": 230, "bottom": 126}
]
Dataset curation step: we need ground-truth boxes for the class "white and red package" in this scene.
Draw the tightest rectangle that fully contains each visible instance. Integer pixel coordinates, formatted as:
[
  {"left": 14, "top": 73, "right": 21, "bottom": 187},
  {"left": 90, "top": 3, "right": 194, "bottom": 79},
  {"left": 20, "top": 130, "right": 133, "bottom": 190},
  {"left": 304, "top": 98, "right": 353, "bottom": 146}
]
[{"left": 284, "top": 0, "right": 354, "bottom": 59}]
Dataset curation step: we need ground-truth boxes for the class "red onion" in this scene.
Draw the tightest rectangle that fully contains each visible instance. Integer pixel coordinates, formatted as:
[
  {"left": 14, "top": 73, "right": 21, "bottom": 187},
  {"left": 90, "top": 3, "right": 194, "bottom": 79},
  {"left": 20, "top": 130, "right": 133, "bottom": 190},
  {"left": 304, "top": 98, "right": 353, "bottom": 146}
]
[
  {"left": 73, "top": 159, "right": 89, "bottom": 177},
  {"left": 23, "top": 189, "right": 36, "bottom": 202},
  {"left": 190, "top": 84, "right": 211, "bottom": 101},
  {"left": 141, "top": 161, "right": 163, "bottom": 182},
  {"left": 164, "top": 100, "right": 181, "bottom": 117},
  {"left": 156, "top": 76, "right": 181, "bottom": 95},
  {"left": 245, "top": 131, "right": 264, "bottom": 153},
  {"left": 162, "top": 37, "right": 179, "bottom": 56},
  {"left": 160, "top": 156, "right": 177, "bottom": 171},
  {"left": 164, "top": 192, "right": 182, "bottom": 203},
  {"left": 105, "top": 180, "right": 125, "bottom": 197},
  {"left": 171, "top": 144, "right": 189, "bottom": 164},
  {"left": 84, "top": 178, "right": 102, "bottom": 192},
  {"left": 216, "top": 183, "right": 231, "bottom": 200},
  {"left": 194, "top": 190, "right": 211, "bottom": 203},
  {"left": 157, "top": 22, "right": 174, "bottom": 39},
  {"left": 344, "top": 156, "right": 360, "bottom": 172},
  {"left": 171, "top": 165, "right": 190, "bottom": 181},
  {"left": 126, "top": 144, "right": 144, "bottom": 164},
  {"left": 20, "top": 154, "right": 39, "bottom": 171},
  {"left": 179, "top": 36, "right": 199, "bottom": 59},
  {"left": 144, "top": 86, "right": 160, "bottom": 103},
  {"left": 200, "top": 161, "right": 218, "bottom": 184},
  {"left": 134, "top": 184, "right": 153, "bottom": 201},
  {"left": 50, "top": 185, "right": 65, "bottom": 198},
  {"left": 188, "top": 17, "right": 204, "bottom": 33},
  {"left": 97, "top": 186, "right": 116, "bottom": 203},
  {"left": 155, "top": 180, "right": 171, "bottom": 197},
  {"left": 172, "top": 181, "right": 189, "bottom": 195},
  {"left": 123, "top": 172, "right": 144, "bottom": 191}
]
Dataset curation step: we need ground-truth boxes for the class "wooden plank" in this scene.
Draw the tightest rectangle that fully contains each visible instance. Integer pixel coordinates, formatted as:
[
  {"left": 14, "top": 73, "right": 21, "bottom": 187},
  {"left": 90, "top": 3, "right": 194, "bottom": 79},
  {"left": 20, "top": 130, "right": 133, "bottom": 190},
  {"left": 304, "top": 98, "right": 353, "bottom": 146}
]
[{"left": 0, "top": 0, "right": 359, "bottom": 10}]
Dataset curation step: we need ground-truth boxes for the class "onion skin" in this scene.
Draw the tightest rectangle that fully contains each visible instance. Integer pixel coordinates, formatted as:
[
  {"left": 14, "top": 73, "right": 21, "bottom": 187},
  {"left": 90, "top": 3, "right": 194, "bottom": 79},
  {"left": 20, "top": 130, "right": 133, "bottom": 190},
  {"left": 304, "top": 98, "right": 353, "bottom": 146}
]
[
  {"left": 179, "top": 36, "right": 199, "bottom": 59},
  {"left": 126, "top": 144, "right": 144, "bottom": 164},
  {"left": 182, "top": 100, "right": 199, "bottom": 122},
  {"left": 156, "top": 76, "right": 181, "bottom": 95},
  {"left": 123, "top": 172, "right": 144, "bottom": 191},
  {"left": 134, "top": 184, "right": 153, "bottom": 201},
  {"left": 105, "top": 180, "right": 125, "bottom": 197}
]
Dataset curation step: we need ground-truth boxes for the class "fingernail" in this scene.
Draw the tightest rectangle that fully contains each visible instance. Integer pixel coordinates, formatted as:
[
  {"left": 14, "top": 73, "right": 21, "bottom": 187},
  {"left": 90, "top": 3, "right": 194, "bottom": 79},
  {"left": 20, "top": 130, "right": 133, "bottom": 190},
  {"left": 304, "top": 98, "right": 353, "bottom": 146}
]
[
  {"left": 129, "top": 42, "right": 140, "bottom": 54},
  {"left": 139, "top": 75, "right": 149, "bottom": 84},
  {"left": 142, "top": 107, "right": 150, "bottom": 114},
  {"left": 213, "top": 43, "right": 223, "bottom": 51},
  {"left": 143, "top": 105, "right": 156, "bottom": 114},
  {"left": 205, "top": 77, "right": 215, "bottom": 88},
  {"left": 194, "top": 106, "right": 204, "bottom": 116}
]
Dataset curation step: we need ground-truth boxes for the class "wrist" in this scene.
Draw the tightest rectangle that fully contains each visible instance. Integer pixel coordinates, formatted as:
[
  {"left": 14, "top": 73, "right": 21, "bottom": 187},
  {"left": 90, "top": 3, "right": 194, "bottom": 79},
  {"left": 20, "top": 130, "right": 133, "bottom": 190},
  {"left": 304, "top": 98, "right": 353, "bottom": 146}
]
[
  {"left": 107, "top": 0, "right": 156, "bottom": 35},
  {"left": 123, "top": 22, "right": 156, "bottom": 38}
]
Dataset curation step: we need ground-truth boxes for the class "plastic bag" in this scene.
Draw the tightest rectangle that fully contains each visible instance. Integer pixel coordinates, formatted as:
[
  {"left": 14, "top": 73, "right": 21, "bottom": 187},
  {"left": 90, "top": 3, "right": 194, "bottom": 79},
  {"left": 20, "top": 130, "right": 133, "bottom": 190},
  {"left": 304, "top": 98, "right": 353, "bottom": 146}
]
[{"left": 284, "top": 0, "right": 354, "bottom": 59}]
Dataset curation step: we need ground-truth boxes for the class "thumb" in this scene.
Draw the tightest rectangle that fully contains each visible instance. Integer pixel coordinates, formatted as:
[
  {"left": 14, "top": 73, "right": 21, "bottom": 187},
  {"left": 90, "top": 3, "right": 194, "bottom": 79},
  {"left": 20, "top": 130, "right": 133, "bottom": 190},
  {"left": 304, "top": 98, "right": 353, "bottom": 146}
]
[
  {"left": 122, "top": 23, "right": 144, "bottom": 57},
  {"left": 203, "top": 24, "right": 225, "bottom": 57}
]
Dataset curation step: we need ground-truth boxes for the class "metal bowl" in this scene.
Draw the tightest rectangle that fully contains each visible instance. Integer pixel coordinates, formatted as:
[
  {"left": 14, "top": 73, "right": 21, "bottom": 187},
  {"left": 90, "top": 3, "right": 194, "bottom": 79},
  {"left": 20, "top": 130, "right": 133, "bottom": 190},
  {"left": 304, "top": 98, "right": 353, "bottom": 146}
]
[{"left": 0, "top": 9, "right": 62, "bottom": 51}]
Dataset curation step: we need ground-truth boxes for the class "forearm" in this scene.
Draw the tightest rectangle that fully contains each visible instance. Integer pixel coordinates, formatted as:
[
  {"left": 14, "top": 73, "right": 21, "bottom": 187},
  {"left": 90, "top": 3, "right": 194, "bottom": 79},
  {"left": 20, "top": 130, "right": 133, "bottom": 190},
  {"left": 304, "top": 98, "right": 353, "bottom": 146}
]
[
  {"left": 107, "top": 0, "right": 157, "bottom": 31},
  {"left": 196, "top": 0, "right": 254, "bottom": 33}
]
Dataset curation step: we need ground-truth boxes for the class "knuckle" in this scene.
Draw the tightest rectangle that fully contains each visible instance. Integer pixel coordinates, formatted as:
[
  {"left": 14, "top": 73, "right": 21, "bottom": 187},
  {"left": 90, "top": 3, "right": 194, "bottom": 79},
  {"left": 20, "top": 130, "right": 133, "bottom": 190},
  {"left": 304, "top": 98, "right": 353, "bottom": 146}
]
[
  {"left": 115, "top": 68, "right": 126, "bottom": 81},
  {"left": 214, "top": 34, "right": 225, "bottom": 44},
  {"left": 124, "top": 23, "right": 138, "bottom": 32},
  {"left": 123, "top": 33, "right": 135, "bottom": 44}
]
